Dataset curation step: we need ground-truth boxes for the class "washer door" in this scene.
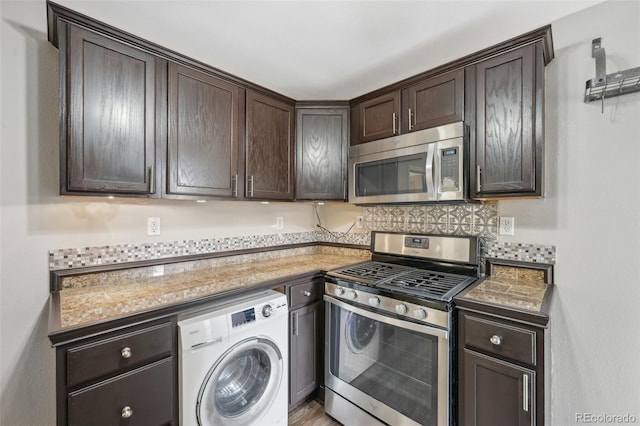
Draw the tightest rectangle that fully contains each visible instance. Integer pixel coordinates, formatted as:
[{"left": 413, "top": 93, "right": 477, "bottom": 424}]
[
  {"left": 196, "top": 337, "right": 283, "bottom": 426},
  {"left": 345, "top": 311, "right": 378, "bottom": 353}
]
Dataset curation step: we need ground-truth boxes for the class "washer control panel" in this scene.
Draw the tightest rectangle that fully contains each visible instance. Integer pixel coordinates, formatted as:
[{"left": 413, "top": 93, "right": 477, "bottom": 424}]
[{"left": 230, "top": 298, "right": 287, "bottom": 328}]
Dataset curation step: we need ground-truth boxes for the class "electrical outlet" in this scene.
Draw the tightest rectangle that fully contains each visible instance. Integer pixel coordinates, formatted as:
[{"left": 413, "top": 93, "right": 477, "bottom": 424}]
[
  {"left": 356, "top": 216, "right": 364, "bottom": 229},
  {"left": 276, "top": 217, "right": 284, "bottom": 229},
  {"left": 147, "top": 217, "right": 161, "bottom": 236},
  {"left": 499, "top": 216, "right": 515, "bottom": 236}
]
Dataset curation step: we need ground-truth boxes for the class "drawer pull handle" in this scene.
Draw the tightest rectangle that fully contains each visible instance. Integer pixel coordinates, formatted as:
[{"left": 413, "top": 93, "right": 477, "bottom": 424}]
[
  {"left": 489, "top": 335, "right": 502, "bottom": 345},
  {"left": 121, "top": 347, "right": 132, "bottom": 359},
  {"left": 303, "top": 290, "right": 312, "bottom": 297},
  {"left": 121, "top": 406, "right": 133, "bottom": 418}
]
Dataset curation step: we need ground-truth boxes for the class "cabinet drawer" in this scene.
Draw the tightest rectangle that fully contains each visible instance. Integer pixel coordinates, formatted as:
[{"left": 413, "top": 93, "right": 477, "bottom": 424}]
[
  {"left": 67, "top": 322, "right": 173, "bottom": 387},
  {"left": 289, "top": 281, "right": 321, "bottom": 308},
  {"left": 68, "top": 358, "right": 173, "bottom": 426},
  {"left": 463, "top": 314, "right": 536, "bottom": 365}
]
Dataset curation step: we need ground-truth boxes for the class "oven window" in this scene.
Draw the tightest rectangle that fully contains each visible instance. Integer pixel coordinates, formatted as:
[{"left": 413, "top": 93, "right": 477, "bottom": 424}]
[
  {"left": 355, "top": 153, "right": 427, "bottom": 197},
  {"left": 329, "top": 304, "right": 439, "bottom": 426}
]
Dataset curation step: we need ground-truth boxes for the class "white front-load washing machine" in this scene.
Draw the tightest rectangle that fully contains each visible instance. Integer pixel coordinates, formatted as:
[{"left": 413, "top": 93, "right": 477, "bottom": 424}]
[{"left": 179, "top": 290, "right": 288, "bottom": 426}]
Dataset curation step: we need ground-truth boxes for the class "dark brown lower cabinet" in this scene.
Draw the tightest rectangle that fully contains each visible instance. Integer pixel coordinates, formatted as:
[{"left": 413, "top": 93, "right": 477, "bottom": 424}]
[
  {"left": 287, "top": 278, "right": 323, "bottom": 410},
  {"left": 462, "top": 349, "right": 535, "bottom": 426},
  {"left": 56, "top": 318, "right": 177, "bottom": 426},
  {"left": 290, "top": 302, "right": 321, "bottom": 406},
  {"left": 458, "top": 310, "right": 545, "bottom": 426}
]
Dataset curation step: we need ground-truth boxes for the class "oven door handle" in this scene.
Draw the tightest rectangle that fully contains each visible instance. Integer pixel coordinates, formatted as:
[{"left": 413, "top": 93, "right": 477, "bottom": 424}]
[{"left": 324, "top": 295, "right": 449, "bottom": 340}]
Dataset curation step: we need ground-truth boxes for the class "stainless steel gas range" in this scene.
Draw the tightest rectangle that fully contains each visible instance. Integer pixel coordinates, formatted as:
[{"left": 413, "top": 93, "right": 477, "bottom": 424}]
[{"left": 324, "top": 231, "right": 479, "bottom": 426}]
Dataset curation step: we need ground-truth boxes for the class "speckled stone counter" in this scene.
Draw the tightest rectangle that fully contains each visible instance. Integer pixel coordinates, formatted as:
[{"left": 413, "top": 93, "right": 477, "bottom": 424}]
[
  {"left": 51, "top": 245, "right": 370, "bottom": 334},
  {"left": 455, "top": 263, "right": 553, "bottom": 326}
]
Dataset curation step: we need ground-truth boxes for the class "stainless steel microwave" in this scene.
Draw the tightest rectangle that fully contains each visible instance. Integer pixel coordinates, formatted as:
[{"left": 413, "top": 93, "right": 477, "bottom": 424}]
[{"left": 348, "top": 122, "right": 467, "bottom": 204}]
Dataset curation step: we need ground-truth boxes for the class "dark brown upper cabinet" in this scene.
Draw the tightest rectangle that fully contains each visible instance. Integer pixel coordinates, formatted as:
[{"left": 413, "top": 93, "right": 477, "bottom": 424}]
[
  {"left": 401, "top": 69, "right": 464, "bottom": 133},
  {"left": 61, "top": 23, "right": 160, "bottom": 196},
  {"left": 166, "top": 63, "right": 243, "bottom": 199},
  {"left": 351, "top": 91, "right": 400, "bottom": 145},
  {"left": 246, "top": 91, "right": 295, "bottom": 200},
  {"left": 351, "top": 69, "right": 463, "bottom": 145},
  {"left": 469, "top": 43, "right": 544, "bottom": 199},
  {"left": 295, "top": 106, "right": 349, "bottom": 200}
]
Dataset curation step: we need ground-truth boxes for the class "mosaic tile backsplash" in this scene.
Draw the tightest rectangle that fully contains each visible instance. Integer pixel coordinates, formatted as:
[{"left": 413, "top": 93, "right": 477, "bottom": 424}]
[
  {"left": 49, "top": 230, "right": 371, "bottom": 271},
  {"left": 362, "top": 202, "right": 498, "bottom": 238},
  {"left": 49, "top": 202, "right": 555, "bottom": 271}
]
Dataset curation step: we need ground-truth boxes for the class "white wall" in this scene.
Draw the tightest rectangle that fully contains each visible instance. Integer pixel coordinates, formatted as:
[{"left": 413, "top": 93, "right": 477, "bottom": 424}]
[
  {"left": 2, "top": 0, "right": 639, "bottom": 425},
  {"left": 498, "top": 0, "right": 640, "bottom": 423},
  {"left": 0, "top": 2, "right": 317, "bottom": 423}
]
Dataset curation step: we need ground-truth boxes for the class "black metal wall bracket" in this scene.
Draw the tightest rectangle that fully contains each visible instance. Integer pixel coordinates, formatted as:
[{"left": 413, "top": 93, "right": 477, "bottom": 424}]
[{"left": 584, "top": 37, "right": 640, "bottom": 112}]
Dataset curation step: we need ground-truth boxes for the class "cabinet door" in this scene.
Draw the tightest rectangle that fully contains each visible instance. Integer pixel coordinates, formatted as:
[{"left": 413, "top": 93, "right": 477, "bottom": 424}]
[
  {"left": 354, "top": 91, "right": 401, "bottom": 144},
  {"left": 246, "top": 91, "right": 295, "bottom": 200},
  {"left": 403, "top": 69, "right": 463, "bottom": 132},
  {"left": 461, "top": 349, "right": 534, "bottom": 426},
  {"left": 289, "top": 302, "right": 321, "bottom": 408},
  {"left": 65, "top": 24, "right": 158, "bottom": 195},
  {"left": 295, "top": 108, "right": 348, "bottom": 200},
  {"left": 472, "top": 44, "right": 543, "bottom": 198},
  {"left": 167, "top": 63, "right": 241, "bottom": 198}
]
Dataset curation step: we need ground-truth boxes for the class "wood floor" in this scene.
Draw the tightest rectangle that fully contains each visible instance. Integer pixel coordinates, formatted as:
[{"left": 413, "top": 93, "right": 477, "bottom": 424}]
[{"left": 289, "top": 399, "right": 341, "bottom": 426}]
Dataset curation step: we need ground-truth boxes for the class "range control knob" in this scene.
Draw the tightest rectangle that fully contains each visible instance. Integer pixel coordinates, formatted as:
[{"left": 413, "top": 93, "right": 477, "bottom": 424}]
[
  {"left": 262, "top": 304, "right": 273, "bottom": 318},
  {"left": 334, "top": 287, "right": 346, "bottom": 297},
  {"left": 368, "top": 296, "right": 381, "bottom": 307},
  {"left": 413, "top": 308, "right": 428, "bottom": 320},
  {"left": 347, "top": 290, "right": 358, "bottom": 300},
  {"left": 395, "top": 303, "right": 408, "bottom": 315}
]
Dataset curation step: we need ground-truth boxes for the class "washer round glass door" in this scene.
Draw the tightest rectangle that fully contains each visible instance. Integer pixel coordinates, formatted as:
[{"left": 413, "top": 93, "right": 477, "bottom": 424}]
[
  {"left": 197, "top": 337, "right": 283, "bottom": 426},
  {"left": 345, "top": 311, "right": 378, "bottom": 353}
]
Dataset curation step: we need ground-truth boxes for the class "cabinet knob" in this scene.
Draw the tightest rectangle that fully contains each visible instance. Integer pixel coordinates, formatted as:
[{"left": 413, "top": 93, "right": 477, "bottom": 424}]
[
  {"left": 489, "top": 335, "right": 502, "bottom": 345},
  {"left": 303, "top": 290, "right": 311, "bottom": 297},
  {"left": 121, "top": 406, "right": 133, "bottom": 418},
  {"left": 121, "top": 347, "right": 132, "bottom": 359}
]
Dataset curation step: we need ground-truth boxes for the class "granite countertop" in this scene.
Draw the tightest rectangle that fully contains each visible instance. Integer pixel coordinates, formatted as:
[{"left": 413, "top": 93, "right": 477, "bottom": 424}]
[
  {"left": 51, "top": 246, "right": 369, "bottom": 333},
  {"left": 455, "top": 263, "right": 554, "bottom": 326}
]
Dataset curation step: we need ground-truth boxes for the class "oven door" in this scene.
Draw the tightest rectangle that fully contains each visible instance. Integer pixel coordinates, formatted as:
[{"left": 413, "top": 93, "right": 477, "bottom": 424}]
[{"left": 324, "top": 295, "right": 449, "bottom": 426}]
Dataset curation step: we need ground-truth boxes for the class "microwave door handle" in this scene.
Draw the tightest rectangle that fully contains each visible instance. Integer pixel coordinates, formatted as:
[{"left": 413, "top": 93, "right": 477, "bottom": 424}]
[{"left": 425, "top": 143, "right": 436, "bottom": 198}]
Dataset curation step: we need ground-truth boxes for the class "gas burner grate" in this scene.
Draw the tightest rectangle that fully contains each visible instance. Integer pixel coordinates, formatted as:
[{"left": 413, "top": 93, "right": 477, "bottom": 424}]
[
  {"left": 326, "top": 261, "right": 413, "bottom": 285},
  {"left": 377, "top": 269, "right": 477, "bottom": 302}
]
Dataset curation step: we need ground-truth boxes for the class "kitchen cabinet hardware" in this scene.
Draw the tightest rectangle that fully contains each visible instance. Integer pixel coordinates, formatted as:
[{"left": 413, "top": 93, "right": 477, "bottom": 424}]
[
  {"left": 490, "top": 334, "right": 502, "bottom": 345},
  {"left": 303, "top": 290, "right": 311, "bottom": 297},
  {"left": 148, "top": 167, "right": 155, "bottom": 194},
  {"left": 248, "top": 175, "right": 254, "bottom": 197},
  {"left": 233, "top": 174, "right": 238, "bottom": 198},
  {"left": 121, "top": 347, "right": 132, "bottom": 359},
  {"left": 476, "top": 166, "right": 482, "bottom": 192},
  {"left": 408, "top": 108, "right": 413, "bottom": 131},
  {"left": 392, "top": 112, "right": 397, "bottom": 135},
  {"left": 584, "top": 37, "right": 640, "bottom": 112},
  {"left": 293, "top": 313, "right": 298, "bottom": 336},
  {"left": 121, "top": 406, "right": 133, "bottom": 418},
  {"left": 523, "top": 373, "right": 529, "bottom": 412}
]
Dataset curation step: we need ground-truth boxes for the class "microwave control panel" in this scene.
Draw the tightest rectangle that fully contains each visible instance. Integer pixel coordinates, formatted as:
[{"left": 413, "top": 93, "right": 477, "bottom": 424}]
[{"left": 440, "top": 147, "right": 460, "bottom": 191}]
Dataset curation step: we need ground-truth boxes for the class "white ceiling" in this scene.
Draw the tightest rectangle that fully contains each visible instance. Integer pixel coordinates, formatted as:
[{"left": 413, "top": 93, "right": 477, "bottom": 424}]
[{"left": 56, "top": 0, "right": 604, "bottom": 100}]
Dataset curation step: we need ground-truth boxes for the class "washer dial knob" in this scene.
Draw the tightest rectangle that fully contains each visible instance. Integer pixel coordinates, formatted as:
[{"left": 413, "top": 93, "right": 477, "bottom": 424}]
[
  {"left": 395, "top": 303, "right": 408, "bottom": 315},
  {"left": 262, "top": 304, "right": 273, "bottom": 318},
  {"left": 413, "top": 308, "right": 428, "bottom": 320},
  {"left": 368, "top": 296, "right": 381, "bottom": 307}
]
